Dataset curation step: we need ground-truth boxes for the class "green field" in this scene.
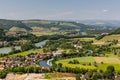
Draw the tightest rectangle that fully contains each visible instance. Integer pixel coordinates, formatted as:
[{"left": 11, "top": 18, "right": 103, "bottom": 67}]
[
  {"left": 0, "top": 48, "right": 43, "bottom": 61},
  {"left": 100, "top": 35, "right": 120, "bottom": 42},
  {"left": 56, "top": 56, "right": 120, "bottom": 71},
  {"left": 72, "top": 38, "right": 94, "bottom": 41},
  {"left": 9, "top": 49, "right": 42, "bottom": 57},
  {"left": 93, "top": 34, "right": 120, "bottom": 45}
]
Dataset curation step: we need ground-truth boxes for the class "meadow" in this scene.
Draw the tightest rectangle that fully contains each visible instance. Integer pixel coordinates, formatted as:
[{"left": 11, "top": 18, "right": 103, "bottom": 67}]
[
  {"left": 72, "top": 38, "right": 95, "bottom": 41},
  {"left": 56, "top": 56, "right": 120, "bottom": 71},
  {"left": 9, "top": 48, "right": 42, "bottom": 57},
  {"left": 100, "top": 34, "right": 120, "bottom": 42}
]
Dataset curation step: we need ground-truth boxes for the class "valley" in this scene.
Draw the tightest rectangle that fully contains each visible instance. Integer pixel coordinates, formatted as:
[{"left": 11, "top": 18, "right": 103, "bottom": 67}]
[{"left": 0, "top": 19, "right": 120, "bottom": 80}]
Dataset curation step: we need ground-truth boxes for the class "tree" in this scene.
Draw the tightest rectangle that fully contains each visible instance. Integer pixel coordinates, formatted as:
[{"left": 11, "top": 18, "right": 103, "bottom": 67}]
[
  {"left": 0, "top": 29, "right": 5, "bottom": 39},
  {"left": 21, "top": 42, "right": 36, "bottom": 51},
  {"left": 58, "top": 63, "right": 62, "bottom": 68},
  {"left": 0, "top": 70, "right": 8, "bottom": 78},
  {"left": 105, "top": 66, "right": 115, "bottom": 79}
]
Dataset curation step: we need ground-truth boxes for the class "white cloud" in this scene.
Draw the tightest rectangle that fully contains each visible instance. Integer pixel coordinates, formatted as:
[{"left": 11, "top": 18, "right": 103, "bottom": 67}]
[{"left": 102, "top": 9, "right": 109, "bottom": 13}]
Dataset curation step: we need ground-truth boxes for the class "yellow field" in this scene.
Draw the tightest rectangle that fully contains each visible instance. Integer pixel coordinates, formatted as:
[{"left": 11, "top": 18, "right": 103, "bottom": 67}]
[
  {"left": 31, "top": 32, "right": 56, "bottom": 36},
  {"left": 72, "top": 38, "right": 94, "bottom": 41},
  {"left": 92, "top": 41, "right": 105, "bottom": 45},
  {"left": 9, "top": 27, "right": 26, "bottom": 31},
  {"left": 94, "top": 57, "right": 120, "bottom": 64}
]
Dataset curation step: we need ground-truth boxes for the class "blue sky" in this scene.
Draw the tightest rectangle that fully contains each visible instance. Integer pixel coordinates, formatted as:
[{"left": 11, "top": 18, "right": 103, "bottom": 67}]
[{"left": 0, "top": 0, "right": 120, "bottom": 20}]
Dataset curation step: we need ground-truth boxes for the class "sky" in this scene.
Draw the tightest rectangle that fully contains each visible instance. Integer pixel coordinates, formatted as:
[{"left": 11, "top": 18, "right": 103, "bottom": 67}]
[{"left": 0, "top": 0, "right": 120, "bottom": 20}]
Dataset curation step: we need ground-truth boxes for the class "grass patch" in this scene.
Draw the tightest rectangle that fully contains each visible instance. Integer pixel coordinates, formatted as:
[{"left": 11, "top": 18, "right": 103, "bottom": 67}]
[
  {"left": 45, "top": 73, "right": 63, "bottom": 79},
  {"left": 97, "top": 63, "right": 120, "bottom": 71},
  {"left": 56, "top": 57, "right": 96, "bottom": 70},
  {"left": 93, "top": 34, "right": 120, "bottom": 45},
  {"left": 58, "top": 57, "right": 95, "bottom": 63},
  {"left": 100, "top": 34, "right": 120, "bottom": 42},
  {"left": 72, "top": 38, "right": 94, "bottom": 41},
  {"left": 9, "top": 48, "right": 42, "bottom": 57}
]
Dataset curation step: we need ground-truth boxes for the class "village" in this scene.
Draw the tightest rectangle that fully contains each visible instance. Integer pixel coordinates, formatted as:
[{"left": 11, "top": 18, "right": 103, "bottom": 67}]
[{"left": 0, "top": 50, "right": 63, "bottom": 70}]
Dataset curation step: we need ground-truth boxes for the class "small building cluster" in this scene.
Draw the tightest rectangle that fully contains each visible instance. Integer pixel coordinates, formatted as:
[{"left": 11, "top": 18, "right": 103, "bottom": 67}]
[{"left": 0, "top": 53, "right": 52, "bottom": 70}]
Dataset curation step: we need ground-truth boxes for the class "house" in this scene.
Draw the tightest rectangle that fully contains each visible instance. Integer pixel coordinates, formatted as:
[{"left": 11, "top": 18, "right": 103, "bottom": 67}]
[
  {"left": 81, "top": 72, "right": 91, "bottom": 80},
  {"left": 13, "top": 40, "right": 28, "bottom": 45},
  {"left": 52, "top": 50, "right": 63, "bottom": 56},
  {"left": 73, "top": 44, "right": 82, "bottom": 49},
  {"left": 101, "top": 33, "right": 109, "bottom": 35}
]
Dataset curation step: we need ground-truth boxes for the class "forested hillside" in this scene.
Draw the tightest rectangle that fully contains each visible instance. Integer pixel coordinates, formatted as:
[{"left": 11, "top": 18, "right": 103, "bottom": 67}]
[{"left": 0, "top": 19, "right": 31, "bottom": 30}]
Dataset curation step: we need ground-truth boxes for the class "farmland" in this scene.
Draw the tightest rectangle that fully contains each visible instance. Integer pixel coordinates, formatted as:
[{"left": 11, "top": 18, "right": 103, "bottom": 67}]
[
  {"left": 31, "top": 32, "right": 57, "bottom": 36},
  {"left": 56, "top": 56, "right": 120, "bottom": 71},
  {"left": 0, "top": 22, "right": 120, "bottom": 79},
  {"left": 100, "top": 34, "right": 120, "bottom": 42},
  {"left": 9, "top": 48, "right": 42, "bottom": 57},
  {"left": 92, "top": 34, "right": 120, "bottom": 45},
  {"left": 71, "top": 38, "right": 95, "bottom": 41}
]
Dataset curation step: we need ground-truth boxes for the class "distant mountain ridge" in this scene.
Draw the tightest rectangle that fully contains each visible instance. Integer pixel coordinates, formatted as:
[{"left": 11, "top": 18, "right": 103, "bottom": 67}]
[
  {"left": 22, "top": 20, "right": 92, "bottom": 31},
  {"left": 0, "top": 19, "right": 91, "bottom": 32},
  {"left": 0, "top": 19, "right": 117, "bottom": 33},
  {"left": 79, "top": 20, "right": 120, "bottom": 28}
]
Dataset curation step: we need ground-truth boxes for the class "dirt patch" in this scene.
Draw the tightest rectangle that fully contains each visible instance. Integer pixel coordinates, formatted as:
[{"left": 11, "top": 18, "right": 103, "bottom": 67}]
[
  {"left": 5, "top": 73, "right": 45, "bottom": 80},
  {"left": 6, "top": 73, "right": 27, "bottom": 80},
  {"left": 94, "top": 57, "right": 120, "bottom": 64}
]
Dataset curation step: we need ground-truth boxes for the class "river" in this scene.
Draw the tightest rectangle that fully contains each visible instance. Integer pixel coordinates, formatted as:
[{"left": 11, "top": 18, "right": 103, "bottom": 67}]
[{"left": 39, "top": 58, "right": 53, "bottom": 68}]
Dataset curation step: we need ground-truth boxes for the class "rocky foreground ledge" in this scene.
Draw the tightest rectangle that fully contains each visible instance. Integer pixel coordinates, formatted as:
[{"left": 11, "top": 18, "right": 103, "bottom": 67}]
[{"left": 0, "top": 73, "right": 76, "bottom": 80}]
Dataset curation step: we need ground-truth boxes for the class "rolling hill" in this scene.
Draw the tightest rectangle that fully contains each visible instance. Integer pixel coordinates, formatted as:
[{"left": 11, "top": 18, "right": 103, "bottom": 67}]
[
  {"left": 22, "top": 20, "right": 91, "bottom": 31},
  {"left": 0, "top": 19, "right": 117, "bottom": 34},
  {"left": 110, "top": 28, "right": 120, "bottom": 34},
  {"left": 0, "top": 19, "right": 92, "bottom": 32},
  {"left": 0, "top": 19, "right": 31, "bottom": 31}
]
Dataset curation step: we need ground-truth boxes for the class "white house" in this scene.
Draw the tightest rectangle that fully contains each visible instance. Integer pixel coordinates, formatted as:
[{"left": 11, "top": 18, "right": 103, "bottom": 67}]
[{"left": 52, "top": 50, "right": 63, "bottom": 56}]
